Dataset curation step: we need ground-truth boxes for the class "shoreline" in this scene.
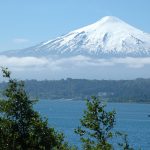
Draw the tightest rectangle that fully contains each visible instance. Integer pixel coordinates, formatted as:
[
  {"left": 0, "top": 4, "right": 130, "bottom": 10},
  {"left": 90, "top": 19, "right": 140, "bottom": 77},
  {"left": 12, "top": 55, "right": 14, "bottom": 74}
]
[{"left": 38, "top": 98, "right": 150, "bottom": 104}]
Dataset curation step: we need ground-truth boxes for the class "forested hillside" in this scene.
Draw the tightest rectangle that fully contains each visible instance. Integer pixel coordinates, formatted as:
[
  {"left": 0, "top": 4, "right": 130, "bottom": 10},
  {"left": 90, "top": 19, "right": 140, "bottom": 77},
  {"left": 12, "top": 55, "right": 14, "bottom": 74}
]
[{"left": 0, "top": 78, "right": 150, "bottom": 102}]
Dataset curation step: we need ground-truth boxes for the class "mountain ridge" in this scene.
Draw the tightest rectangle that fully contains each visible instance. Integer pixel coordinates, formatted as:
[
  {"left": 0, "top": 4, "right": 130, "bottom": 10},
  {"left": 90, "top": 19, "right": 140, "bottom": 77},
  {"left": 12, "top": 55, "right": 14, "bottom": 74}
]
[{"left": 1, "top": 16, "right": 150, "bottom": 58}]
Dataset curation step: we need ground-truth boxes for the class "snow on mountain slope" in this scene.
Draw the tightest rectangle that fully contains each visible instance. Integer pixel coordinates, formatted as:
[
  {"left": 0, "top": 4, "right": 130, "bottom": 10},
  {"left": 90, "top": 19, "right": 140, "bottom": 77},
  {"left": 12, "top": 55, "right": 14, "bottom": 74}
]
[{"left": 2, "top": 16, "right": 150, "bottom": 57}]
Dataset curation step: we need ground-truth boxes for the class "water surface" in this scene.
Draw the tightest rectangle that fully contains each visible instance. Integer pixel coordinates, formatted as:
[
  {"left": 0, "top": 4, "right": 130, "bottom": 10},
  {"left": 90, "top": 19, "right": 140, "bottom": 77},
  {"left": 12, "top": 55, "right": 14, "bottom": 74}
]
[{"left": 35, "top": 100, "right": 150, "bottom": 149}]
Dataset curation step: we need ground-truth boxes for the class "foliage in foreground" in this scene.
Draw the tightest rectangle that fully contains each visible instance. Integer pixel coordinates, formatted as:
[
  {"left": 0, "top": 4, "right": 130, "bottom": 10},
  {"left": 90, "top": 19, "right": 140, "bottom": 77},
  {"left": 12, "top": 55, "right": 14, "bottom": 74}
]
[
  {"left": 75, "top": 96, "right": 135, "bottom": 150},
  {"left": 0, "top": 68, "right": 75, "bottom": 150}
]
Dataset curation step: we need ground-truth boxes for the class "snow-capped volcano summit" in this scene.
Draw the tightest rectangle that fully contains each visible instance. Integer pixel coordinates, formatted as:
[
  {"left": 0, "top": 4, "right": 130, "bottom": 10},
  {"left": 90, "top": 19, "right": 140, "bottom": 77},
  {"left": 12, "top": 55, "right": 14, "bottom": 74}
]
[{"left": 2, "top": 16, "right": 150, "bottom": 57}]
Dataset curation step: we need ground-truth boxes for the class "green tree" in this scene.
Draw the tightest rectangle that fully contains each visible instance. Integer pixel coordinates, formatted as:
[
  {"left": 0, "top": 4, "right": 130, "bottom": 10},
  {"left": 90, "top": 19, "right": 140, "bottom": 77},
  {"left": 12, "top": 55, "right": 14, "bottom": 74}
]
[
  {"left": 116, "top": 132, "right": 134, "bottom": 150},
  {"left": 75, "top": 96, "right": 135, "bottom": 150},
  {"left": 0, "top": 68, "right": 75, "bottom": 150},
  {"left": 75, "top": 96, "right": 116, "bottom": 150}
]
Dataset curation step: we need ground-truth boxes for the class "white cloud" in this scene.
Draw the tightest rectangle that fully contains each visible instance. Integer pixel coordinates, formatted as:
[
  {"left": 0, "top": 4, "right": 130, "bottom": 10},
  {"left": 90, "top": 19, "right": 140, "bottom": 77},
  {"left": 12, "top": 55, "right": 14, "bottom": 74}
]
[
  {"left": 0, "top": 56, "right": 48, "bottom": 68},
  {"left": 12, "top": 38, "right": 29, "bottom": 44},
  {"left": 0, "top": 55, "right": 150, "bottom": 80},
  {"left": 111, "top": 57, "right": 150, "bottom": 68}
]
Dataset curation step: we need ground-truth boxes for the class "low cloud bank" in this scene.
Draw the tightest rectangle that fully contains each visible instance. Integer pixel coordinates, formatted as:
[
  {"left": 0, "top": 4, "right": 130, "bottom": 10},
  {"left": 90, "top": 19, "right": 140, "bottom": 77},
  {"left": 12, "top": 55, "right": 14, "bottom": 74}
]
[{"left": 0, "top": 55, "right": 150, "bottom": 80}]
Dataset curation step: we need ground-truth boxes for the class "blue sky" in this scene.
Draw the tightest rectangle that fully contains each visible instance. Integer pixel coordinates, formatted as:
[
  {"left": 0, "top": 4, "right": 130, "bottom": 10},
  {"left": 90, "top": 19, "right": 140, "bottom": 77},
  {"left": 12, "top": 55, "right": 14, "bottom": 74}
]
[{"left": 0, "top": 0, "right": 150, "bottom": 51}]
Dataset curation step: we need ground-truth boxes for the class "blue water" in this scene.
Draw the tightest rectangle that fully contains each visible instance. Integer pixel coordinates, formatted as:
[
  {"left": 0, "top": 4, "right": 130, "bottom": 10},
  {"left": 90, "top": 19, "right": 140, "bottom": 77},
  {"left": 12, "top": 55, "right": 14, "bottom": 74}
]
[{"left": 35, "top": 100, "right": 150, "bottom": 150}]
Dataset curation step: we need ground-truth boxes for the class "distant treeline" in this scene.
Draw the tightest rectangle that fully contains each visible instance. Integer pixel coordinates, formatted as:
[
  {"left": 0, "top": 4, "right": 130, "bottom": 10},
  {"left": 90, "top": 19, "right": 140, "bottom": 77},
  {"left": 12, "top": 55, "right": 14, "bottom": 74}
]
[{"left": 0, "top": 78, "right": 150, "bottom": 102}]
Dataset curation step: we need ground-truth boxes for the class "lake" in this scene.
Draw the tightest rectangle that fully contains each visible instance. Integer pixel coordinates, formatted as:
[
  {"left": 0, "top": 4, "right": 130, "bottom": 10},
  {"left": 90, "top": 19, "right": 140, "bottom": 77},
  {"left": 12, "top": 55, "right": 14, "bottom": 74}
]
[{"left": 35, "top": 99, "right": 150, "bottom": 150}]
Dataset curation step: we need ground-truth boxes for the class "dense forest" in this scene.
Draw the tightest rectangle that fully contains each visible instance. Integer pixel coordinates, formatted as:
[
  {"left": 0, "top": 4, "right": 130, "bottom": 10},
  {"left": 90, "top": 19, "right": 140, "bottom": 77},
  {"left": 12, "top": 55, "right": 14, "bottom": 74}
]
[{"left": 0, "top": 78, "right": 150, "bottom": 102}]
